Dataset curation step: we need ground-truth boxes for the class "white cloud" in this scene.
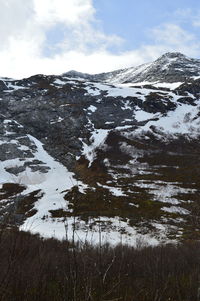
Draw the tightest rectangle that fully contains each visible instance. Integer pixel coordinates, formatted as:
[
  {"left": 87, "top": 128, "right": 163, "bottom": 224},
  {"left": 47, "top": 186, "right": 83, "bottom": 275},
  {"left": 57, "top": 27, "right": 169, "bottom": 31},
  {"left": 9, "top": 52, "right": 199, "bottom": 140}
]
[
  {"left": 33, "top": 0, "right": 95, "bottom": 26},
  {"left": 0, "top": 0, "right": 34, "bottom": 50},
  {"left": 152, "top": 24, "right": 195, "bottom": 45},
  {"left": 0, "top": 1, "right": 200, "bottom": 78},
  {"left": 0, "top": 0, "right": 125, "bottom": 77},
  {"left": 174, "top": 8, "right": 200, "bottom": 28},
  {"left": 148, "top": 23, "right": 200, "bottom": 56},
  {"left": 193, "top": 20, "right": 200, "bottom": 27}
]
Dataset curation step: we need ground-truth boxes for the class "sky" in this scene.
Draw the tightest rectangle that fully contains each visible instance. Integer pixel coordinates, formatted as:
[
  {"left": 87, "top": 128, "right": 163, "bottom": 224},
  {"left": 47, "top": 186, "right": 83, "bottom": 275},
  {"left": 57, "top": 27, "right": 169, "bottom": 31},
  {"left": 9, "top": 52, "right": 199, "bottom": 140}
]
[{"left": 1, "top": 0, "right": 200, "bottom": 78}]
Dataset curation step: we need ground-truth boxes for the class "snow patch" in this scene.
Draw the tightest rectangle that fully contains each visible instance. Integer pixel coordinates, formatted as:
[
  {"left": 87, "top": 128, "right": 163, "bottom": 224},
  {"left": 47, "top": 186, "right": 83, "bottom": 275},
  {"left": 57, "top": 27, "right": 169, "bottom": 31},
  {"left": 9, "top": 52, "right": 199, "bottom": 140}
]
[
  {"left": 54, "top": 79, "right": 66, "bottom": 85},
  {"left": 88, "top": 105, "right": 97, "bottom": 113},
  {"left": 135, "top": 102, "right": 200, "bottom": 137},
  {"left": 97, "top": 183, "right": 127, "bottom": 197},
  {"left": 80, "top": 129, "right": 109, "bottom": 167},
  {"left": 134, "top": 108, "right": 159, "bottom": 122}
]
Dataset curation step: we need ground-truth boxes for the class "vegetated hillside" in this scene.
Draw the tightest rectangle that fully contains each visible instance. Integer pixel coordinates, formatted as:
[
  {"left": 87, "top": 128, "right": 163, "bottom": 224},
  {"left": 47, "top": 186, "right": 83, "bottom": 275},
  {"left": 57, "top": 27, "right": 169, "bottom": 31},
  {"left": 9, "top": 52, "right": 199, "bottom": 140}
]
[
  {"left": 0, "top": 52, "right": 200, "bottom": 244},
  {"left": 0, "top": 228, "right": 200, "bottom": 301}
]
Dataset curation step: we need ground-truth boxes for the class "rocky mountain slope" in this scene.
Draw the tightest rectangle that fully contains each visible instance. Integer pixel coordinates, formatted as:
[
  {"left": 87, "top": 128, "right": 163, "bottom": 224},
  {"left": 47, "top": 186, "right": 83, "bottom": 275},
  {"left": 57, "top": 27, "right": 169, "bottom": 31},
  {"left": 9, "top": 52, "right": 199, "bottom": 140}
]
[
  {"left": 1, "top": 52, "right": 200, "bottom": 245},
  {"left": 64, "top": 52, "right": 200, "bottom": 84}
]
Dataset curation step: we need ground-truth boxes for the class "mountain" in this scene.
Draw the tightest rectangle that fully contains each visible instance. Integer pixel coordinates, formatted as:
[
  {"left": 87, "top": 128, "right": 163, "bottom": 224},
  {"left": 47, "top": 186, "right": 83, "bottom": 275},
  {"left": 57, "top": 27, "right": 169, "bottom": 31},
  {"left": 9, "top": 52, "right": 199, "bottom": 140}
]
[
  {"left": 1, "top": 52, "right": 200, "bottom": 245},
  {"left": 64, "top": 52, "right": 200, "bottom": 84}
]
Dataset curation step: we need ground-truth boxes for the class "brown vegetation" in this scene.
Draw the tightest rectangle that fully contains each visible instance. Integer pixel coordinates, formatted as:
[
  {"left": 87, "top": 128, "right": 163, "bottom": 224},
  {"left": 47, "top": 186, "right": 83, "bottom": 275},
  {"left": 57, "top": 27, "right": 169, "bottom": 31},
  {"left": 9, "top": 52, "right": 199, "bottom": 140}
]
[{"left": 0, "top": 228, "right": 200, "bottom": 301}]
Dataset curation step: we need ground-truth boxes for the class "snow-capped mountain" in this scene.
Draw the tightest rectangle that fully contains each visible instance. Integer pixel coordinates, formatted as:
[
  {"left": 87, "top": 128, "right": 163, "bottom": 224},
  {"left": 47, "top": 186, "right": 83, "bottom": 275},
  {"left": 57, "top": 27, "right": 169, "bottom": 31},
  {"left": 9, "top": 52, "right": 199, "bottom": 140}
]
[
  {"left": 1, "top": 52, "right": 200, "bottom": 245},
  {"left": 64, "top": 52, "right": 200, "bottom": 84}
]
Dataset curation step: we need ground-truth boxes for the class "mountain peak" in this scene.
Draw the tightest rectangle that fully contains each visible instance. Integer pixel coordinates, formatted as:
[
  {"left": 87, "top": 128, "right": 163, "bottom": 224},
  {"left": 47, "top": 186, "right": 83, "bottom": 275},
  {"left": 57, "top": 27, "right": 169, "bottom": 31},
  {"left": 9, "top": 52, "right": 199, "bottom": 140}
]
[
  {"left": 102, "top": 52, "right": 200, "bottom": 84},
  {"left": 63, "top": 52, "right": 200, "bottom": 84},
  {"left": 63, "top": 70, "right": 90, "bottom": 78},
  {"left": 159, "top": 52, "right": 187, "bottom": 59}
]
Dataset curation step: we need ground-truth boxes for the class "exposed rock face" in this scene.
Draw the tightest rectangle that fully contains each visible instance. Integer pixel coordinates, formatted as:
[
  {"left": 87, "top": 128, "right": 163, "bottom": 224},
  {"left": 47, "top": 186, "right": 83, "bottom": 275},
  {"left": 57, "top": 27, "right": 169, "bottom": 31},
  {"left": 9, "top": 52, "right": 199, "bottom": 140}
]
[{"left": 1, "top": 52, "right": 200, "bottom": 245}]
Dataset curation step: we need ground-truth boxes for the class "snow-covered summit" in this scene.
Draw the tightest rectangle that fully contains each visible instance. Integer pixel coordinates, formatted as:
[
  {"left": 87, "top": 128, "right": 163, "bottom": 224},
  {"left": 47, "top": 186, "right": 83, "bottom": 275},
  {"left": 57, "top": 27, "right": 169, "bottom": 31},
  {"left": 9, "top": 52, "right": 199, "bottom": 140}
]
[{"left": 64, "top": 52, "right": 200, "bottom": 84}]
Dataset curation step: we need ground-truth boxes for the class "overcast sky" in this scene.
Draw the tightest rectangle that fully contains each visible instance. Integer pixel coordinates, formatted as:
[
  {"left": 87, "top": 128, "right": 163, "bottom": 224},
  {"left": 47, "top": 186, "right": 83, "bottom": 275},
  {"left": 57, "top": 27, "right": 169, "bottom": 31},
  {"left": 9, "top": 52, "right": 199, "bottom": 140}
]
[{"left": 1, "top": 0, "right": 200, "bottom": 78}]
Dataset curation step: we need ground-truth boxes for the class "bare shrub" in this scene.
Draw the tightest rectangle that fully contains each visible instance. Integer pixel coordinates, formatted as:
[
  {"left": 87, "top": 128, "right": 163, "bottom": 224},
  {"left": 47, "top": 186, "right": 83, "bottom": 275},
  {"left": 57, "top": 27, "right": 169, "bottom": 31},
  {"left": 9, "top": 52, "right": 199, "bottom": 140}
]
[{"left": 0, "top": 229, "right": 200, "bottom": 300}]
